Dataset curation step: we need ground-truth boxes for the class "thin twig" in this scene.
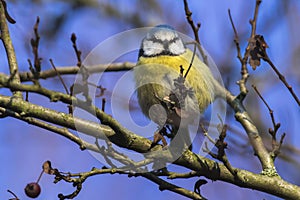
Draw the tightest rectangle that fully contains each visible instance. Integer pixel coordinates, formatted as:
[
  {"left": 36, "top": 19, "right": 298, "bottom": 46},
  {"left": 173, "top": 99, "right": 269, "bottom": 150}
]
[
  {"left": 95, "top": 139, "right": 117, "bottom": 168},
  {"left": 97, "top": 138, "right": 150, "bottom": 169},
  {"left": 184, "top": 42, "right": 197, "bottom": 78},
  {"left": 252, "top": 84, "right": 277, "bottom": 129},
  {"left": 250, "top": 0, "right": 262, "bottom": 38},
  {"left": 50, "top": 164, "right": 205, "bottom": 200},
  {"left": 70, "top": 33, "right": 82, "bottom": 68},
  {"left": 101, "top": 98, "right": 106, "bottom": 112},
  {"left": 247, "top": 33, "right": 299, "bottom": 106},
  {"left": 202, "top": 122, "right": 237, "bottom": 176},
  {"left": 140, "top": 172, "right": 206, "bottom": 200},
  {"left": 7, "top": 189, "right": 19, "bottom": 200},
  {"left": 182, "top": 0, "right": 208, "bottom": 65},
  {"left": 70, "top": 33, "right": 91, "bottom": 103},
  {"left": 228, "top": 9, "right": 243, "bottom": 63},
  {"left": 252, "top": 85, "right": 286, "bottom": 161},
  {"left": 31, "top": 17, "right": 41, "bottom": 73},
  {"left": 237, "top": 0, "right": 262, "bottom": 97},
  {"left": 263, "top": 56, "right": 300, "bottom": 106},
  {"left": 49, "top": 59, "right": 69, "bottom": 95},
  {"left": 200, "top": 124, "right": 215, "bottom": 144},
  {"left": 270, "top": 133, "right": 286, "bottom": 160}
]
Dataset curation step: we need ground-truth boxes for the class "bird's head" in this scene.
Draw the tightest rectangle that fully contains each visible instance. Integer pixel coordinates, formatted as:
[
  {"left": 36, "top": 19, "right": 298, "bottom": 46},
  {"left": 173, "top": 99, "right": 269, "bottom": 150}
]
[{"left": 139, "top": 25, "right": 186, "bottom": 57}]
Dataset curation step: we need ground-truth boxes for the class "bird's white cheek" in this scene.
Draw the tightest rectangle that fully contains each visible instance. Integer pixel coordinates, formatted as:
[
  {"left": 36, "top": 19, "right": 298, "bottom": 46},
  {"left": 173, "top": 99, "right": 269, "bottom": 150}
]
[
  {"left": 169, "top": 40, "right": 185, "bottom": 55},
  {"left": 143, "top": 40, "right": 164, "bottom": 56}
]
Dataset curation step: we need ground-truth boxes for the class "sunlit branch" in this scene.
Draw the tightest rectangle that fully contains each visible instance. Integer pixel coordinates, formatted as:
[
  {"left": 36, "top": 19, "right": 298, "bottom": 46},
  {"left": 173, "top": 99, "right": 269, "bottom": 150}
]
[
  {"left": 18, "top": 62, "right": 135, "bottom": 82},
  {"left": 0, "top": 1, "right": 22, "bottom": 98},
  {"left": 0, "top": 106, "right": 99, "bottom": 152}
]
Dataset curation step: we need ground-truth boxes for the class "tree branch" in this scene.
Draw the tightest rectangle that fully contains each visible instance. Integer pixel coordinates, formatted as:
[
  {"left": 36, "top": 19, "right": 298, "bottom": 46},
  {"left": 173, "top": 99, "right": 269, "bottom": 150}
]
[
  {"left": 48, "top": 163, "right": 205, "bottom": 200},
  {"left": 213, "top": 82, "right": 276, "bottom": 173},
  {"left": 228, "top": 9, "right": 243, "bottom": 63},
  {"left": 263, "top": 55, "right": 300, "bottom": 106},
  {"left": 238, "top": 0, "right": 262, "bottom": 97},
  {"left": 0, "top": 94, "right": 153, "bottom": 153},
  {"left": 175, "top": 151, "right": 300, "bottom": 200},
  {"left": 183, "top": 0, "right": 208, "bottom": 65},
  {"left": 0, "top": 1, "right": 22, "bottom": 98},
  {"left": 250, "top": 0, "right": 262, "bottom": 38},
  {"left": 139, "top": 172, "right": 205, "bottom": 200},
  {"left": 1, "top": 57, "right": 284, "bottom": 194},
  {"left": 252, "top": 84, "right": 286, "bottom": 161},
  {"left": 18, "top": 62, "right": 135, "bottom": 82},
  {"left": 224, "top": 0, "right": 276, "bottom": 174},
  {"left": 0, "top": 106, "right": 99, "bottom": 152},
  {"left": 0, "top": 89, "right": 299, "bottom": 199}
]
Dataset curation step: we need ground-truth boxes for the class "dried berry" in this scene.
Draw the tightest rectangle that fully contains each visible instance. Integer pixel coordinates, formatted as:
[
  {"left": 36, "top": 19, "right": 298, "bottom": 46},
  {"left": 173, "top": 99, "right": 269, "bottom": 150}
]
[{"left": 24, "top": 182, "right": 41, "bottom": 198}]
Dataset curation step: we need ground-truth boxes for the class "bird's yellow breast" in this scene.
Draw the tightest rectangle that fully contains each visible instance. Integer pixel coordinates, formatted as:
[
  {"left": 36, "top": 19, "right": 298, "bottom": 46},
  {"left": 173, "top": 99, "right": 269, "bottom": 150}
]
[{"left": 134, "top": 49, "right": 214, "bottom": 119}]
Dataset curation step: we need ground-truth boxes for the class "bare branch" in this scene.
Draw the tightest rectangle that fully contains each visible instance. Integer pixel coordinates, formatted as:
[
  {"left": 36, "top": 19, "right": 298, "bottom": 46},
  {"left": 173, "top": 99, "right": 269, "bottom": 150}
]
[
  {"left": 47, "top": 162, "right": 205, "bottom": 200},
  {"left": 0, "top": 1, "right": 22, "bottom": 98},
  {"left": 228, "top": 9, "right": 243, "bottom": 63},
  {"left": 140, "top": 172, "right": 206, "bottom": 200},
  {"left": 31, "top": 17, "right": 42, "bottom": 74},
  {"left": 213, "top": 82, "right": 275, "bottom": 173},
  {"left": 49, "top": 59, "right": 70, "bottom": 95},
  {"left": 175, "top": 150, "right": 300, "bottom": 199},
  {"left": 263, "top": 56, "right": 300, "bottom": 106},
  {"left": 236, "top": 0, "right": 262, "bottom": 97},
  {"left": 183, "top": 0, "right": 208, "bottom": 65},
  {"left": 0, "top": 0, "right": 16, "bottom": 24},
  {"left": 7, "top": 189, "right": 19, "bottom": 200},
  {"left": 202, "top": 123, "right": 237, "bottom": 176},
  {"left": 1, "top": 79, "right": 300, "bottom": 199},
  {"left": 0, "top": 93, "right": 153, "bottom": 153},
  {"left": 0, "top": 106, "right": 100, "bottom": 151},
  {"left": 223, "top": 0, "right": 277, "bottom": 174},
  {"left": 70, "top": 33, "right": 82, "bottom": 68},
  {"left": 251, "top": 83, "right": 286, "bottom": 161},
  {"left": 271, "top": 133, "right": 286, "bottom": 161},
  {"left": 250, "top": 0, "right": 262, "bottom": 38},
  {"left": 252, "top": 84, "right": 279, "bottom": 131},
  {"left": 248, "top": 35, "right": 299, "bottom": 106},
  {"left": 18, "top": 62, "right": 135, "bottom": 82}
]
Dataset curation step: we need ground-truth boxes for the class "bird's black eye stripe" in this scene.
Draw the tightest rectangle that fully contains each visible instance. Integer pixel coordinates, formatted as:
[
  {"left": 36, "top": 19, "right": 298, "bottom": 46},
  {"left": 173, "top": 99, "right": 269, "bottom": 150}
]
[{"left": 138, "top": 48, "right": 144, "bottom": 58}]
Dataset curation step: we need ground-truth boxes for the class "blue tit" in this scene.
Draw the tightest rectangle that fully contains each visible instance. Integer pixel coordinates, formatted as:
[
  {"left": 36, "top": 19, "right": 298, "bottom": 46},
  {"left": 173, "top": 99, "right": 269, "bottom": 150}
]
[{"left": 134, "top": 25, "right": 215, "bottom": 150}]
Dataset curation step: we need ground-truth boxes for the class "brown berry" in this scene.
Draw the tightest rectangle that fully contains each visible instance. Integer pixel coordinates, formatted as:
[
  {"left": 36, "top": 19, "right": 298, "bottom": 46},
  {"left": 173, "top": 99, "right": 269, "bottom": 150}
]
[{"left": 24, "top": 182, "right": 41, "bottom": 198}]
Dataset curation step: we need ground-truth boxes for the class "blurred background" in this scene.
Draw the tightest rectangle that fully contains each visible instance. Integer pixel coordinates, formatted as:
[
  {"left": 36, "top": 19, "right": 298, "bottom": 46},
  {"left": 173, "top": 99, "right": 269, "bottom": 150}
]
[{"left": 0, "top": 0, "right": 300, "bottom": 199}]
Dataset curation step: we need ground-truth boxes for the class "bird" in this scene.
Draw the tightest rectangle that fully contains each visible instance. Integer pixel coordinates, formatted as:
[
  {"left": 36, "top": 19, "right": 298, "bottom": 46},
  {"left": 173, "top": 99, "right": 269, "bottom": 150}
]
[{"left": 134, "top": 25, "right": 215, "bottom": 152}]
